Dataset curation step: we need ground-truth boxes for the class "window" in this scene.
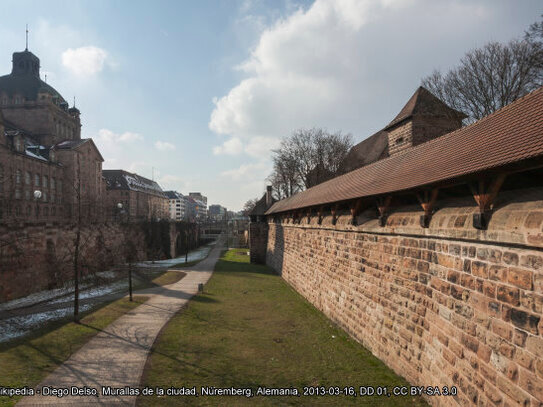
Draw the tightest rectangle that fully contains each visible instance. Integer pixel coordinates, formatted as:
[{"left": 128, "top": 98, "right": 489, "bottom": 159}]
[
  {"left": 25, "top": 190, "right": 30, "bottom": 200},
  {"left": 52, "top": 207, "right": 56, "bottom": 216},
  {"left": 25, "top": 171, "right": 30, "bottom": 185},
  {"left": 26, "top": 206, "right": 31, "bottom": 216},
  {"left": 16, "top": 170, "right": 21, "bottom": 184},
  {"left": 35, "top": 205, "right": 40, "bottom": 217},
  {"left": 43, "top": 176, "right": 48, "bottom": 188},
  {"left": 58, "top": 180, "right": 62, "bottom": 192},
  {"left": 43, "top": 192, "right": 47, "bottom": 202},
  {"left": 44, "top": 207, "right": 49, "bottom": 217},
  {"left": 51, "top": 178, "right": 55, "bottom": 190},
  {"left": 0, "top": 165, "right": 3, "bottom": 193},
  {"left": 35, "top": 174, "right": 40, "bottom": 186},
  {"left": 51, "top": 192, "right": 55, "bottom": 203},
  {"left": 15, "top": 188, "right": 21, "bottom": 199},
  {"left": 15, "top": 206, "right": 21, "bottom": 216}
]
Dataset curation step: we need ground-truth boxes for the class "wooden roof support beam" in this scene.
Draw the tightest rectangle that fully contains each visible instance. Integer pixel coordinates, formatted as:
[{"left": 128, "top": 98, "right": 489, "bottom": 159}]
[
  {"left": 377, "top": 196, "right": 392, "bottom": 227},
  {"left": 469, "top": 173, "right": 507, "bottom": 229},
  {"left": 331, "top": 204, "right": 339, "bottom": 225},
  {"left": 317, "top": 206, "right": 324, "bottom": 225},
  {"left": 416, "top": 188, "right": 439, "bottom": 228},
  {"left": 350, "top": 199, "right": 364, "bottom": 226},
  {"left": 306, "top": 208, "right": 312, "bottom": 224}
]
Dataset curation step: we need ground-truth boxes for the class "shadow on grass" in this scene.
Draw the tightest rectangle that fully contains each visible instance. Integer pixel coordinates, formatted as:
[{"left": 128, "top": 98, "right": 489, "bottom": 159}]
[
  {"left": 191, "top": 295, "right": 219, "bottom": 303},
  {"left": 0, "top": 296, "right": 148, "bottom": 353},
  {"left": 216, "top": 259, "right": 276, "bottom": 276}
]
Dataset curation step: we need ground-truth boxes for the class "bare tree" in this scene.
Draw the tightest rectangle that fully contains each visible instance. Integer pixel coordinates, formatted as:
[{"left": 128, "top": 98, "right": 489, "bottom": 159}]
[
  {"left": 422, "top": 17, "right": 543, "bottom": 121},
  {"left": 242, "top": 198, "right": 259, "bottom": 216},
  {"left": 268, "top": 128, "right": 353, "bottom": 195}
]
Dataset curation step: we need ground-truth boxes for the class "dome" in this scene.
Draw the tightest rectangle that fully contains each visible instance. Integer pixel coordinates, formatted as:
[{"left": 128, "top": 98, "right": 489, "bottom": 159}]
[{"left": 0, "top": 50, "right": 66, "bottom": 103}]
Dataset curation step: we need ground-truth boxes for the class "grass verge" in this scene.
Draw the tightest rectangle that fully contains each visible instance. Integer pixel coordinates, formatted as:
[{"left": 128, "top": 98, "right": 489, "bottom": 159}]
[
  {"left": 0, "top": 296, "right": 149, "bottom": 407},
  {"left": 138, "top": 249, "right": 428, "bottom": 406}
]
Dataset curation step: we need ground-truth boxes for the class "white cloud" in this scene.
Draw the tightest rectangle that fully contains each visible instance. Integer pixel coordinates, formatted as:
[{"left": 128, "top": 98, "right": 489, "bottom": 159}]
[
  {"left": 220, "top": 161, "right": 270, "bottom": 181},
  {"left": 62, "top": 46, "right": 108, "bottom": 76},
  {"left": 157, "top": 174, "right": 190, "bottom": 192},
  {"left": 208, "top": 0, "right": 497, "bottom": 168},
  {"left": 97, "top": 129, "right": 143, "bottom": 143},
  {"left": 213, "top": 137, "right": 244, "bottom": 155},
  {"left": 154, "top": 141, "right": 176, "bottom": 151}
]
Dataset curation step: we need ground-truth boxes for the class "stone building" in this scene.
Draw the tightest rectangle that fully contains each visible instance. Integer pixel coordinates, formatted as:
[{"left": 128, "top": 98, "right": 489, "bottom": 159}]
[
  {"left": 0, "top": 47, "right": 105, "bottom": 224},
  {"left": 103, "top": 170, "right": 168, "bottom": 222}
]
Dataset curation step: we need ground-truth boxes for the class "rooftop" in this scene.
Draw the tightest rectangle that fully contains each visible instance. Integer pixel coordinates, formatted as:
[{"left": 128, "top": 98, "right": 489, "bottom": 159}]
[{"left": 267, "top": 86, "right": 543, "bottom": 214}]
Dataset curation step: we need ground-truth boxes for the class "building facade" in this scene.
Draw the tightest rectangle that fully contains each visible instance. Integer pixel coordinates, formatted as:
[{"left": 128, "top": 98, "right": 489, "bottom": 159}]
[
  {"left": 0, "top": 47, "right": 105, "bottom": 224},
  {"left": 208, "top": 204, "right": 226, "bottom": 221},
  {"left": 165, "top": 190, "right": 186, "bottom": 221},
  {"left": 103, "top": 170, "right": 168, "bottom": 222}
]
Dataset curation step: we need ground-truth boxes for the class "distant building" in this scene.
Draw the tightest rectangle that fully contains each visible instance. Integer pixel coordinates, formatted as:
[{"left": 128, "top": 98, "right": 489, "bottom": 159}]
[
  {"left": 208, "top": 204, "right": 226, "bottom": 221},
  {"left": 0, "top": 47, "right": 105, "bottom": 224},
  {"left": 103, "top": 170, "right": 168, "bottom": 221},
  {"left": 165, "top": 190, "right": 186, "bottom": 221},
  {"left": 189, "top": 192, "right": 207, "bottom": 221}
]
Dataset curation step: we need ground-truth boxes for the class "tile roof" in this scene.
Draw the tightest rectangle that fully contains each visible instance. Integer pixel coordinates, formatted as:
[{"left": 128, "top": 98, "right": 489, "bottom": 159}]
[
  {"left": 385, "top": 86, "right": 466, "bottom": 130},
  {"left": 267, "top": 86, "right": 543, "bottom": 214},
  {"left": 339, "top": 129, "right": 389, "bottom": 174},
  {"left": 103, "top": 169, "right": 166, "bottom": 197}
]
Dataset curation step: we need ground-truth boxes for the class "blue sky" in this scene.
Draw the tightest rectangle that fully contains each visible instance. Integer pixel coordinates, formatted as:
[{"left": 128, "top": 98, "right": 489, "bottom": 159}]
[{"left": 0, "top": 0, "right": 540, "bottom": 210}]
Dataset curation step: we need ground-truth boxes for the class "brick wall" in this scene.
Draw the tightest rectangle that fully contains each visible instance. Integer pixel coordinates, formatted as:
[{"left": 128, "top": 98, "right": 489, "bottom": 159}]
[{"left": 266, "top": 187, "right": 543, "bottom": 406}]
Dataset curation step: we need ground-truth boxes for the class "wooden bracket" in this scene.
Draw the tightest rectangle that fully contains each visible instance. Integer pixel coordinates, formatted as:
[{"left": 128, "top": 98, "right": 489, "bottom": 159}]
[
  {"left": 306, "top": 208, "right": 312, "bottom": 224},
  {"left": 469, "top": 173, "right": 507, "bottom": 229},
  {"left": 350, "top": 199, "right": 364, "bottom": 226},
  {"left": 317, "top": 206, "right": 324, "bottom": 225},
  {"left": 331, "top": 204, "right": 339, "bottom": 225},
  {"left": 377, "top": 196, "right": 392, "bottom": 226},
  {"left": 416, "top": 188, "right": 439, "bottom": 228}
]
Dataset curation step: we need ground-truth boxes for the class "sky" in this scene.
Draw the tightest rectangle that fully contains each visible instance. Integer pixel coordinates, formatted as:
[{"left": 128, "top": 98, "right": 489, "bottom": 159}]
[{"left": 0, "top": 0, "right": 540, "bottom": 211}]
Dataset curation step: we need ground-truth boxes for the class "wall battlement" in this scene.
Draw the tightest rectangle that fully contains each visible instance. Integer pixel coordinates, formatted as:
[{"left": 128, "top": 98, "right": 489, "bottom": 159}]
[{"left": 264, "top": 187, "right": 543, "bottom": 406}]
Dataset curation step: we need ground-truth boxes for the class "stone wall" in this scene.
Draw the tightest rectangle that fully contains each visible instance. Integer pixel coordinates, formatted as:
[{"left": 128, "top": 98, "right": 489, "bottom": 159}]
[
  {"left": 250, "top": 222, "right": 269, "bottom": 264},
  {"left": 0, "top": 220, "right": 199, "bottom": 302},
  {"left": 266, "top": 187, "right": 543, "bottom": 406}
]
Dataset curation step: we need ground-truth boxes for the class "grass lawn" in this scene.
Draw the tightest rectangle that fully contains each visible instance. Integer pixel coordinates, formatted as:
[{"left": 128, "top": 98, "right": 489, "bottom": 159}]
[
  {"left": 138, "top": 249, "right": 428, "bottom": 406},
  {"left": 0, "top": 295, "right": 149, "bottom": 407}
]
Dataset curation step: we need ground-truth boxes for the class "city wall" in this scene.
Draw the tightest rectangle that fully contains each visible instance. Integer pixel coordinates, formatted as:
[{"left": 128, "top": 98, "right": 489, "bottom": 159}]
[
  {"left": 0, "top": 220, "right": 199, "bottom": 302},
  {"left": 263, "top": 187, "right": 543, "bottom": 406}
]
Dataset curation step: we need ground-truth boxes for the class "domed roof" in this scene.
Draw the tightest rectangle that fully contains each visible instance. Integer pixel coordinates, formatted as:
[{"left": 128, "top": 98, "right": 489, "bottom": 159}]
[{"left": 0, "top": 49, "right": 66, "bottom": 103}]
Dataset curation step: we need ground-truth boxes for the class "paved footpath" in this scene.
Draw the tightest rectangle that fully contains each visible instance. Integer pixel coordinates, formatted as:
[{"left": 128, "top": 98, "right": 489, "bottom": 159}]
[{"left": 17, "top": 237, "right": 224, "bottom": 406}]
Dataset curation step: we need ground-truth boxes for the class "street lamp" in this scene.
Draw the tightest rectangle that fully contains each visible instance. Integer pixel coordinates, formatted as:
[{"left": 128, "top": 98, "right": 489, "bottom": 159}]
[{"left": 116, "top": 202, "right": 123, "bottom": 222}]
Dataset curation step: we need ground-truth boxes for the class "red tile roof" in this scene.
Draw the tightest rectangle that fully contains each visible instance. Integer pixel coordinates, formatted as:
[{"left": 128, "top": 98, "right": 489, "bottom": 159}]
[{"left": 267, "top": 86, "right": 543, "bottom": 214}]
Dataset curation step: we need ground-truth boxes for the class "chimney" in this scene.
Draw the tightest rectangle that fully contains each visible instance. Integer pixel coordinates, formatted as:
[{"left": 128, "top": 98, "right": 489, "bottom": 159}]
[{"left": 266, "top": 185, "right": 272, "bottom": 208}]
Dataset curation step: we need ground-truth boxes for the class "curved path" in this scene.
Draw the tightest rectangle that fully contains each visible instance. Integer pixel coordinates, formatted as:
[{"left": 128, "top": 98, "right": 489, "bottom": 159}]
[{"left": 17, "top": 237, "right": 224, "bottom": 406}]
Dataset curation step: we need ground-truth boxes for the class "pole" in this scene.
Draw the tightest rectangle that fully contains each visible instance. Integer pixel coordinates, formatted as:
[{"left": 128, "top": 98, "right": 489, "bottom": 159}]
[
  {"left": 185, "top": 229, "right": 188, "bottom": 263},
  {"left": 128, "top": 263, "right": 133, "bottom": 301}
]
